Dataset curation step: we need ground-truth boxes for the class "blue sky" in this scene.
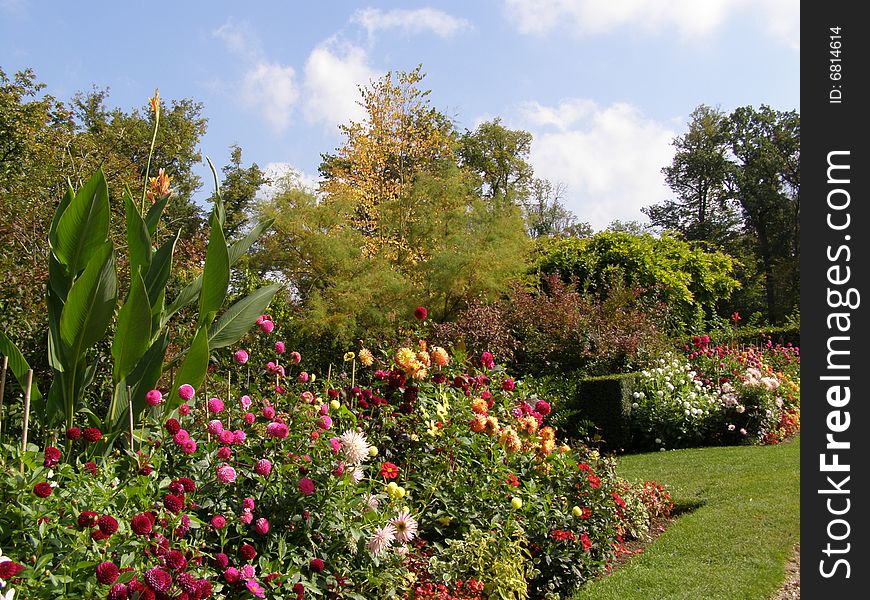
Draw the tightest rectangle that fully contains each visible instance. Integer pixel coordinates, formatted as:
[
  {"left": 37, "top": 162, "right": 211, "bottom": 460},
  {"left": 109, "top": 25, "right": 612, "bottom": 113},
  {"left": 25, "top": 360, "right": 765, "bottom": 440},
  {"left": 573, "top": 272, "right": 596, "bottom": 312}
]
[{"left": 1, "top": 0, "right": 799, "bottom": 229}]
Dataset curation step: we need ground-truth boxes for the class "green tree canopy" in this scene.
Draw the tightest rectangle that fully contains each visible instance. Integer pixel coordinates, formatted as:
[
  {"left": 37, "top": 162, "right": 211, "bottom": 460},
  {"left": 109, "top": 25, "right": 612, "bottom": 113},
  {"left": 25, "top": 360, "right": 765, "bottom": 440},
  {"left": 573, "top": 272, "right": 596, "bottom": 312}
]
[
  {"left": 258, "top": 69, "right": 530, "bottom": 344},
  {"left": 534, "top": 231, "right": 740, "bottom": 334}
]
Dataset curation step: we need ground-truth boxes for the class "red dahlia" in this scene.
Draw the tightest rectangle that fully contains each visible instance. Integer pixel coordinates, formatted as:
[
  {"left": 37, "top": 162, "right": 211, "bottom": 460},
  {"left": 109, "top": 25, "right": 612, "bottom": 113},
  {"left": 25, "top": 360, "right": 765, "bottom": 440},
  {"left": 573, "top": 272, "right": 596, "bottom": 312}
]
[
  {"left": 176, "top": 572, "right": 197, "bottom": 593},
  {"left": 107, "top": 583, "right": 128, "bottom": 600},
  {"left": 83, "top": 427, "right": 103, "bottom": 443},
  {"left": 98, "top": 514, "right": 119, "bottom": 535},
  {"left": 414, "top": 306, "right": 428, "bottom": 320},
  {"left": 0, "top": 560, "right": 25, "bottom": 579},
  {"left": 78, "top": 511, "right": 99, "bottom": 528},
  {"left": 165, "top": 549, "right": 187, "bottom": 571},
  {"left": 43, "top": 446, "right": 61, "bottom": 467},
  {"left": 66, "top": 426, "right": 81, "bottom": 440},
  {"left": 33, "top": 482, "right": 53, "bottom": 498},
  {"left": 239, "top": 543, "right": 257, "bottom": 561},
  {"left": 131, "top": 513, "right": 153, "bottom": 535},
  {"left": 309, "top": 558, "right": 325, "bottom": 572},
  {"left": 96, "top": 560, "right": 120, "bottom": 585},
  {"left": 380, "top": 462, "right": 400, "bottom": 479},
  {"left": 213, "top": 552, "right": 229, "bottom": 569},
  {"left": 164, "top": 493, "right": 184, "bottom": 514},
  {"left": 165, "top": 418, "right": 181, "bottom": 435}
]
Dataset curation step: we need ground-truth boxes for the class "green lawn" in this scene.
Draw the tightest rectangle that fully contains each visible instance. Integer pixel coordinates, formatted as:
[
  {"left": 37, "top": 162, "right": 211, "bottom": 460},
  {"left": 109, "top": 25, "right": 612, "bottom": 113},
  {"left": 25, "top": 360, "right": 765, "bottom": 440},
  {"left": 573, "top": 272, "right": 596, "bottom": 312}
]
[{"left": 573, "top": 436, "right": 800, "bottom": 600}]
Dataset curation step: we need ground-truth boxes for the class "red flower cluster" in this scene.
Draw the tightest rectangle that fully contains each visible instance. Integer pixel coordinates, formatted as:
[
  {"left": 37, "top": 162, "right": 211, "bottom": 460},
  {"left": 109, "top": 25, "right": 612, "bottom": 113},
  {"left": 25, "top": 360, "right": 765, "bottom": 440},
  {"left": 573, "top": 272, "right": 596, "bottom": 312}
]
[{"left": 550, "top": 529, "right": 576, "bottom": 542}]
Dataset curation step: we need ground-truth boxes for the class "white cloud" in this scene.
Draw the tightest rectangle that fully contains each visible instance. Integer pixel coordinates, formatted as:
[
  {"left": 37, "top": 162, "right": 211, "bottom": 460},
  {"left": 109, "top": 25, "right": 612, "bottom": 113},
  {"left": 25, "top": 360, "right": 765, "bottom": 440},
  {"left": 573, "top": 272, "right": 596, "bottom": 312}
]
[
  {"left": 258, "top": 162, "right": 320, "bottom": 199},
  {"left": 352, "top": 7, "right": 471, "bottom": 38},
  {"left": 514, "top": 99, "right": 676, "bottom": 230},
  {"left": 241, "top": 62, "right": 299, "bottom": 131},
  {"left": 302, "top": 40, "right": 382, "bottom": 128},
  {"left": 213, "top": 19, "right": 299, "bottom": 131},
  {"left": 503, "top": 0, "right": 799, "bottom": 48}
]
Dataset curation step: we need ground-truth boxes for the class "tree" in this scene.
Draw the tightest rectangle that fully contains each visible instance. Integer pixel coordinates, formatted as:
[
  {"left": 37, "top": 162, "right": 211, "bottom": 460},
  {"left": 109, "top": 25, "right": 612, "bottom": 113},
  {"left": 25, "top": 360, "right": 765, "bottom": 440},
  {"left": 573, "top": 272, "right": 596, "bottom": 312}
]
[
  {"left": 261, "top": 69, "right": 529, "bottom": 345},
  {"left": 458, "top": 118, "right": 534, "bottom": 203},
  {"left": 319, "top": 66, "right": 455, "bottom": 256},
  {"left": 534, "top": 232, "right": 739, "bottom": 334},
  {"left": 724, "top": 105, "right": 800, "bottom": 322},
  {"left": 210, "top": 144, "right": 268, "bottom": 240},
  {"left": 522, "top": 179, "right": 578, "bottom": 238},
  {"left": 643, "top": 105, "right": 740, "bottom": 246}
]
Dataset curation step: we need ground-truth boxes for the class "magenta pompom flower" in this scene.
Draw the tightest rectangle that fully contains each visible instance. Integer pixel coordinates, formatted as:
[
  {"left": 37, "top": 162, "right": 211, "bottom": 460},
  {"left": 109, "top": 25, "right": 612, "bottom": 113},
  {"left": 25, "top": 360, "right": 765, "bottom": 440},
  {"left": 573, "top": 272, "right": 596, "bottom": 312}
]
[
  {"left": 179, "top": 404, "right": 191, "bottom": 416},
  {"left": 214, "top": 552, "right": 229, "bottom": 569},
  {"left": 96, "top": 561, "right": 120, "bottom": 585},
  {"left": 317, "top": 415, "right": 333, "bottom": 430},
  {"left": 275, "top": 341, "right": 285, "bottom": 354},
  {"left": 234, "top": 349, "right": 249, "bottom": 364},
  {"left": 259, "top": 320, "right": 275, "bottom": 334},
  {"left": 480, "top": 351, "right": 495, "bottom": 369},
  {"left": 414, "top": 306, "right": 428, "bottom": 320},
  {"left": 66, "top": 426, "right": 81, "bottom": 440},
  {"left": 217, "top": 446, "right": 232, "bottom": 460},
  {"left": 289, "top": 351, "right": 301, "bottom": 364},
  {"left": 207, "top": 419, "right": 224, "bottom": 435},
  {"left": 216, "top": 464, "right": 237, "bottom": 484},
  {"left": 207, "top": 397, "right": 225, "bottom": 414},
  {"left": 144, "top": 566, "right": 173, "bottom": 592},
  {"left": 178, "top": 384, "right": 195, "bottom": 400},
  {"left": 254, "top": 517, "right": 270, "bottom": 535},
  {"left": 298, "top": 477, "right": 315, "bottom": 496},
  {"left": 535, "top": 400, "right": 552, "bottom": 416},
  {"left": 502, "top": 378, "right": 516, "bottom": 392},
  {"left": 145, "top": 389, "right": 163, "bottom": 406},
  {"left": 255, "top": 459, "right": 272, "bottom": 476},
  {"left": 211, "top": 515, "right": 227, "bottom": 529}
]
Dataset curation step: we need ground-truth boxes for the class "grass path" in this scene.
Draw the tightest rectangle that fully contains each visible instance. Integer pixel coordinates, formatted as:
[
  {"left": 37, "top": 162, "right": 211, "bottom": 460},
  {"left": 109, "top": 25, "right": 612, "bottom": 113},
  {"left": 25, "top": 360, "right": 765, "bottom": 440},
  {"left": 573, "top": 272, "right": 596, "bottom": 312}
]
[{"left": 572, "top": 436, "right": 800, "bottom": 600}]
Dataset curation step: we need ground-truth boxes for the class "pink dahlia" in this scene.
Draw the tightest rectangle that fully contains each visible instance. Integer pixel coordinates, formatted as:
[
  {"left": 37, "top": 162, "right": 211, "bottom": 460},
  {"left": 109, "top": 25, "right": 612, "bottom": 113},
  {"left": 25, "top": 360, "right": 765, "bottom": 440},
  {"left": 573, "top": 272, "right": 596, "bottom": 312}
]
[
  {"left": 178, "top": 384, "right": 195, "bottom": 400},
  {"left": 234, "top": 349, "right": 249, "bottom": 364},
  {"left": 145, "top": 389, "right": 163, "bottom": 406},
  {"left": 255, "top": 459, "right": 272, "bottom": 476},
  {"left": 366, "top": 523, "right": 396, "bottom": 556},
  {"left": 216, "top": 464, "right": 237, "bottom": 484},
  {"left": 275, "top": 341, "right": 285, "bottom": 354},
  {"left": 211, "top": 515, "right": 227, "bottom": 529},
  {"left": 240, "top": 395, "right": 253, "bottom": 410},
  {"left": 207, "top": 397, "right": 225, "bottom": 414},
  {"left": 254, "top": 517, "right": 270, "bottom": 535},
  {"left": 298, "top": 477, "right": 315, "bottom": 496},
  {"left": 266, "top": 422, "right": 289, "bottom": 438}
]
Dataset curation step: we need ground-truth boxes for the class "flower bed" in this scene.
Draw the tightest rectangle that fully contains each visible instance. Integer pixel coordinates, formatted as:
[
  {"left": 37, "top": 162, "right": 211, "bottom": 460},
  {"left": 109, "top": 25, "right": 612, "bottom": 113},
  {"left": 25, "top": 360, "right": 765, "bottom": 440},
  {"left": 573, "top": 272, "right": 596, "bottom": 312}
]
[
  {"left": 628, "top": 336, "right": 800, "bottom": 450},
  {"left": 0, "top": 314, "right": 671, "bottom": 599}
]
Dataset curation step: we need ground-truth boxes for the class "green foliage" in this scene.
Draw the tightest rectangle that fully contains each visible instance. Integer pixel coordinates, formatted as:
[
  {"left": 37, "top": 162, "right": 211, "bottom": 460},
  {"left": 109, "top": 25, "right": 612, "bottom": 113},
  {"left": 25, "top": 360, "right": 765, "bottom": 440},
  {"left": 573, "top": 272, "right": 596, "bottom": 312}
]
[
  {"left": 257, "top": 72, "right": 531, "bottom": 346},
  {"left": 644, "top": 103, "right": 800, "bottom": 325},
  {"left": 430, "top": 525, "right": 532, "bottom": 600},
  {"left": 535, "top": 231, "right": 739, "bottom": 335}
]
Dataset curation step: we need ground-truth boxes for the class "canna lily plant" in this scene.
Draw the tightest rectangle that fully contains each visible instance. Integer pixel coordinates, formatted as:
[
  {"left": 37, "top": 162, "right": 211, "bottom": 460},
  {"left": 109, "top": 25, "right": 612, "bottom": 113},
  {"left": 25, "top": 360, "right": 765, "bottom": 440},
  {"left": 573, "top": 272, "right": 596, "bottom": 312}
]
[{"left": 0, "top": 88, "right": 280, "bottom": 442}]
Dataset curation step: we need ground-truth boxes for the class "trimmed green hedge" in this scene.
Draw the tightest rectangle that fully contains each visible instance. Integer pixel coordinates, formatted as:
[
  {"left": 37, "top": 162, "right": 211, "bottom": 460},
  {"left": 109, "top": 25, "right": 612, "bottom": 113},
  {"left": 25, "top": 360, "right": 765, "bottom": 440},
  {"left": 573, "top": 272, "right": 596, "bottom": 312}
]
[{"left": 549, "top": 372, "right": 641, "bottom": 451}]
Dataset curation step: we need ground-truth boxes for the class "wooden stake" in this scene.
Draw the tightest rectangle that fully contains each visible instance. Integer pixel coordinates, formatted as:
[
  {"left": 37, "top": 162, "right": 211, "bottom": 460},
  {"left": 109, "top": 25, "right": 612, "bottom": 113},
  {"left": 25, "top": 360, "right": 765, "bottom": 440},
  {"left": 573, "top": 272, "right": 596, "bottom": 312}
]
[{"left": 0, "top": 355, "right": 8, "bottom": 439}]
